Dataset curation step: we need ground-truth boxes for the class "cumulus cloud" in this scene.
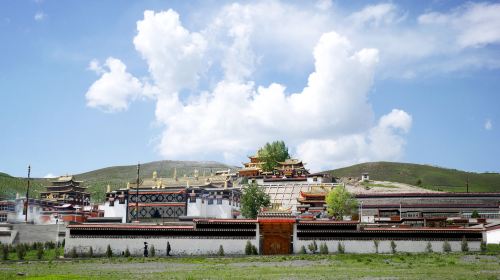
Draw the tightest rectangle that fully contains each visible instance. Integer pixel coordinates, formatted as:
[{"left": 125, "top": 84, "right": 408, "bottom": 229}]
[
  {"left": 485, "top": 119, "right": 493, "bottom": 130},
  {"left": 85, "top": 57, "right": 144, "bottom": 112}
]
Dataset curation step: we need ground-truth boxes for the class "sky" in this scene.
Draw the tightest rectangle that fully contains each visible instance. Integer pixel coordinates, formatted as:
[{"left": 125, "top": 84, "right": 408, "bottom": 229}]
[{"left": 0, "top": 0, "right": 499, "bottom": 177}]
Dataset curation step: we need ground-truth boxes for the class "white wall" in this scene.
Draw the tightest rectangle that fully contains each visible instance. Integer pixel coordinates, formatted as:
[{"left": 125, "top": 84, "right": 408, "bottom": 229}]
[
  {"left": 187, "top": 198, "right": 238, "bottom": 219},
  {"left": 65, "top": 236, "right": 258, "bottom": 256},
  {"left": 103, "top": 201, "right": 128, "bottom": 223},
  {"left": 293, "top": 239, "right": 481, "bottom": 253},
  {"left": 486, "top": 228, "right": 500, "bottom": 244}
]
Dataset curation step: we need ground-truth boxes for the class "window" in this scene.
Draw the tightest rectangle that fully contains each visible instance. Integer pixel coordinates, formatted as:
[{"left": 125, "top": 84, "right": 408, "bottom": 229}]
[
  {"left": 313, "top": 177, "right": 318, "bottom": 182},
  {"left": 208, "top": 198, "right": 214, "bottom": 205},
  {"left": 217, "top": 198, "right": 222, "bottom": 205},
  {"left": 0, "top": 214, "right": 6, "bottom": 222},
  {"left": 189, "top": 196, "right": 196, "bottom": 203}
]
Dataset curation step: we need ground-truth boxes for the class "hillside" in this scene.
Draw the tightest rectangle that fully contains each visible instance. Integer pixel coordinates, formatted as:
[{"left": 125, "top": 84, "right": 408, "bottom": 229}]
[
  {"left": 0, "top": 172, "right": 45, "bottom": 200},
  {"left": 327, "top": 162, "right": 500, "bottom": 193},
  {"left": 1, "top": 160, "right": 236, "bottom": 202}
]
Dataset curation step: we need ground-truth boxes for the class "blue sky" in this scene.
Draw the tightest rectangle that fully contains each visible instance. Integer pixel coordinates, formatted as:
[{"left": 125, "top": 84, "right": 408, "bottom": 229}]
[{"left": 0, "top": 0, "right": 499, "bottom": 177}]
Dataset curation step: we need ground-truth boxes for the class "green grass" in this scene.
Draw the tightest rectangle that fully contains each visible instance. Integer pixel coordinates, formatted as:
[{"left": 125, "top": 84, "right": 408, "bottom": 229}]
[
  {"left": 0, "top": 252, "right": 499, "bottom": 279},
  {"left": 329, "top": 162, "right": 500, "bottom": 193}
]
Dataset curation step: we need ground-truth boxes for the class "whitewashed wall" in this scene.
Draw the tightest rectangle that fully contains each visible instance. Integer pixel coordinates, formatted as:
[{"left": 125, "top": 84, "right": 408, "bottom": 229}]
[
  {"left": 65, "top": 236, "right": 258, "bottom": 256},
  {"left": 486, "top": 228, "right": 500, "bottom": 244},
  {"left": 293, "top": 239, "right": 481, "bottom": 253},
  {"left": 187, "top": 198, "right": 237, "bottom": 219},
  {"left": 103, "top": 201, "right": 128, "bottom": 223}
]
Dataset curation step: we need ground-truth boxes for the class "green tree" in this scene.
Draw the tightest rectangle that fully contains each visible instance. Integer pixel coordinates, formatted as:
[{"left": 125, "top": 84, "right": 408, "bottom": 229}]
[
  {"left": 390, "top": 241, "right": 397, "bottom": 254},
  {"left": 299, "top": 245, "right": 307, "bottom": 254},
  {"left": 106, "top": 245, "right": 113, "bottom": 258},
  {"left": 149, "top": 245, "right": 156, "bottom": 257},
  {"left": 326, "top": 186, "right": 358, "bottom": 220},
  {"left": 319, "top": 243, "right": 329, "bottom": 254},
  {"left": 16, "top": 244, "right": 26, "bottom": 260},
  {"left": 218, "top": 245, "right": 224, "bottom": 256},
  {"left": 308, "top": 241, "right": 318, "bottom": 254},
  {"left": 124, "top": 248, "right": 130, "bottom": 257},
  {"left": 257, "top": 141, "right": 290, "bottom": 172},
  {"left": 36, "top": 246, "right": 44, "bottom": 260},
  {"left": 461, "top": 236, "right": 469, "bottom": 252},
  {"left": 241, "top": 182, "right": 271, "bottom": 219},
  {"left": 471, "top": 210, "right": 480, "bottom": 218},
  {"left": 245, "top": 241, "right": 252, "bottom": 255},
  {"left": 443, "top": 241, "right": 451, "bottom": 253}
]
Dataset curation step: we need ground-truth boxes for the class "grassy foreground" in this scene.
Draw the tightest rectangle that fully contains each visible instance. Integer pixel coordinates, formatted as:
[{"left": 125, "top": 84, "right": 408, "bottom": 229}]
[{"left": 1, "top": 252, "right": 499, "bottom": 280}]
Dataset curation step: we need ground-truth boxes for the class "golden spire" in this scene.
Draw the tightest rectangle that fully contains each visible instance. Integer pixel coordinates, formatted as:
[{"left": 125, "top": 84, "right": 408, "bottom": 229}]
[{"left": 107, "top": 184, "right": 111, "bottom": 193}]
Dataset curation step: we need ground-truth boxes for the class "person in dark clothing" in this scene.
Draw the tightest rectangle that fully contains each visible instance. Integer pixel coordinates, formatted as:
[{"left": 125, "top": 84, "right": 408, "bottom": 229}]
[
  {"left": 144, "top": 242, "right": 148, "bottom": 257},
  {"left": 166, "top": 242, "right": 171, "bottom": 256}
]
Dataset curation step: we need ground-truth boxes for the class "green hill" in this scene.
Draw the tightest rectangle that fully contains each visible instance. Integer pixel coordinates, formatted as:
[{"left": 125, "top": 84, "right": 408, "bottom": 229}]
[
  {"left": 1, "top": 160, "right": 236, "bottom": 202},
  {"left": 327, "top": 162, "right": 500, "bottom": 193},
  {"left": 0, "top": 172, "right": 45, "bottom": 200}
]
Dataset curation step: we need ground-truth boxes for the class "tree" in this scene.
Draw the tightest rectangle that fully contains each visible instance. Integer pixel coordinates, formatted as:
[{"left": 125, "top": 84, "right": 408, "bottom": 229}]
[
  {"left": 443, "top": 241, "right": 451, "bottom": 253},
  {"left": 319, "top": 243, "right": 329, "bottom": 254},
  {"left": 461, "top": 236, "right": 469, "bottom": 252},
  {"left": 308, "top": 241, "right": 318, "bottom": 254},
  {"left": 326, "top": 186, "right": 358, "bottom": 220},
  {"left": 373, "top": 240, "right": 380, "bottom": 253},
  {"left": 337, "top": 243, "right": 345, "bottom": 254},
  {"left": 16, "top": 244, "right": 26, "bottom": 260},
  {"left": 426, "top": 242, "right": 433, "bottom": 253},
  {"left": 257, "top": 141, "right": 290, "bottom": 172},
  {"left": 149, "top": 245, "right": 156, "bottom": 257},
  {"left": 70, "top": 247, "right": 78, "bottom": 258},
  {"left": 245, "top": 241, "right": 252, "bottom": 255},
  {"left": 106, "top": 245, "right": 113, "bottom": 258},
  {"left": 471, "top": 210, "right": 480, "bottom": 218},
  {"left": 2, "top": 244, "right": 9, "bottom": 260},
  {"left": 241, "top": 182, "right": 271, "bottom": 219},
  {"left": 299, "top": 245, "right": 307, "bottom": 254},
  {"left": 36, "top": 246, "right": 44, "bottom": 260},
  {"left": 390, "top": 241, "right": 397, "bottom": 254},
  {"left": 218, "top": 245, "right": 224, "bottom": 256},
  {"left": 124, "top": 248, "right": 130, "bottom": 257}
]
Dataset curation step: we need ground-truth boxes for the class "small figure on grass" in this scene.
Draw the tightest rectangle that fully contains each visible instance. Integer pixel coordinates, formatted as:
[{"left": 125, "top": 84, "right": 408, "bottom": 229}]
[{"left": 167, "top": 242, "right": 171, "bottom": 256}]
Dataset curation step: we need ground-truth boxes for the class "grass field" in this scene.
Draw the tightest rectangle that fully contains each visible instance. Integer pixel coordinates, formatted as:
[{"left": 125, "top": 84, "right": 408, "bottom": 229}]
[{"left": 1, "top": 248, "right": 500, "bottom": 280}]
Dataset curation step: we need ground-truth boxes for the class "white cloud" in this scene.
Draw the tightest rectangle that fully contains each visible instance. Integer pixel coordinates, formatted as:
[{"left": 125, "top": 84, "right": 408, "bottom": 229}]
[
  {"left": 315, "top": 0, "right": 332, "bottom": 11},
  {"left": 85, "top": 57, "right": 144, "bottom": 112},
  {"left": 349, "top": 3, "right": 403, "bottom": 27},
  {"left": 44, "top": 173, "right": 55, "bottom": 178},
  {"left": 34, "top": 11, "right": 46, "bottom": 21},
  {"left": 485, "top": 119, "right": 493, "bottom": 130},
  {"left": 418, "top": 2, "right": 500, "bottom": 48},
  {"left": 85, "top": 2, "right": 421, "bottom": 171}
]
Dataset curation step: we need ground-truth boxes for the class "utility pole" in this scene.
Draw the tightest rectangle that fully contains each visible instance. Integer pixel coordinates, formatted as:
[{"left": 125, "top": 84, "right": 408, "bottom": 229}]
[
  {"left": 135, "top": 162, "right": 140, "bottom": 223},
  {"left": 25, "top": 165, "right": 31, "bottom": 223},
  {"left": 466, "top": 175, "right": 469, "bottom": 193}
]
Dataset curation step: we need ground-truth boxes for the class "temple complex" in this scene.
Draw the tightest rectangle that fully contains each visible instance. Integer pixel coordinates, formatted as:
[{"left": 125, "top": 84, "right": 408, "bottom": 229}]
[
  {"left": 103, "top": 171, "right": 241, "bottom": 222},
  {"left": 238, "top": 155, "right": 263, "bottom": 177},
  {"left": 40, "top": 176, "right": 90, "bottom": 206}
]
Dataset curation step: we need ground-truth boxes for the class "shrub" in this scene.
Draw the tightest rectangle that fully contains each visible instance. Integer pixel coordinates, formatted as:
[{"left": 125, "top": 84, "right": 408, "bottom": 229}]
[
  {"left": 45, "top": 241, "right": 55, "bottom": 250},
  {"left": 106, "top": 245, "right": 113, "bottom": 258},
  {"left": 70, "top": 247, "right": 78, "bottom": 258},
  {"left": 308, "top": 241, "right": 318, "bottom": 254},
  {"left": 319, "top": 243, "right": 329, "bottom": 254},
  {"left": 89, "top": 246, "right": 94, "bottom": 258},
  {"left": 124, "top": 248, "right": 130, "bottom": 257},
  {"left": 426, "top": 242, "right": 433, "bottom": 253},
  {"left": 337, "top": 243, "right": 345, "bottom": 254},
  {"left": 2, "top": 244, "right": 8, "bottom": 260},
  {"left": 16, "top": 244, "right": 26, "bottom": 260},
  {"left": 480, "top": 241, "right": 487, "bottom": 252},
  {"left": 251, "top": 245, "right": 258, "bottom": 255},
  {"left": 443, "top": 241, "right": 451, "bottom": 253},
  {"left": 373, "top": 240, "right": 379, "bottom": 253},
  {"left": 461, "top": 236, "right": 469, "bottom": 252},
  {"left": 218, "top": 245, "right": 224, "bottom": 256},
  {"left": 390, "top": 241, "right": 397, "bottom": 254},
  {"left": 54, "top": 247, "right": 61, "bottom": 259},
  {"left": 150, "top": 245, "right": 156, "bottom": 257},
  {"left": 61, "top": 239, "right": 65, "bottom": 248},
  {"left": 299, "top": 245, "right": 307, "bottom": 254},
  {"left": 245, "top": 241, "right": 252, "bottom": 255},
  {"left": 36, "top": 246, "right": 44, "bottom": 260}
]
